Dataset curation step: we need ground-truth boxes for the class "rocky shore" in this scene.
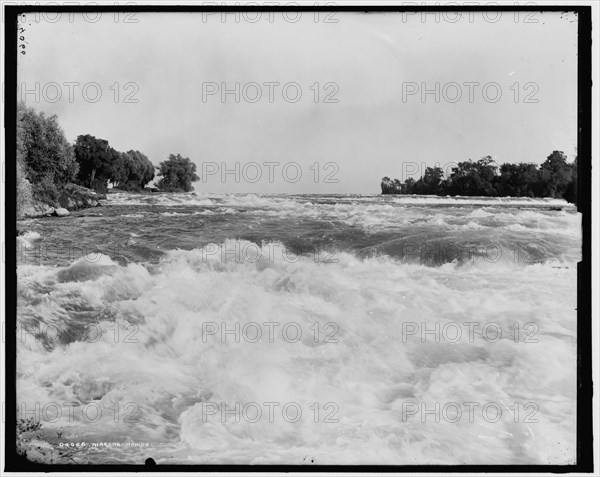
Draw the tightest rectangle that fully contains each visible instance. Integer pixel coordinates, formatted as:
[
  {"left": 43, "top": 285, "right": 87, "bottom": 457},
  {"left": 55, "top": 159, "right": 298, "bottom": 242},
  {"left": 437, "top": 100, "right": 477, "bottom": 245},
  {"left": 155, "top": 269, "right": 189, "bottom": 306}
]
[
  {"left": 19, "top": 184, "right": 107, "bottom": 219},
  {"left": 16, "top": 417, "right": 88, "bottom": 465}
]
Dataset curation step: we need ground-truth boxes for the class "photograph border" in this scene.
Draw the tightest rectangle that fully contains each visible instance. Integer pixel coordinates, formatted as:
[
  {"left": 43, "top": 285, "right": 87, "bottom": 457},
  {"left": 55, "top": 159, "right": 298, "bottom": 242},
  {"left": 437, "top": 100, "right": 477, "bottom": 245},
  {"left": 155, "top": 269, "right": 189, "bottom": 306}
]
[{"left": 3, "top": 3, "right": 593, "bottom": 473}]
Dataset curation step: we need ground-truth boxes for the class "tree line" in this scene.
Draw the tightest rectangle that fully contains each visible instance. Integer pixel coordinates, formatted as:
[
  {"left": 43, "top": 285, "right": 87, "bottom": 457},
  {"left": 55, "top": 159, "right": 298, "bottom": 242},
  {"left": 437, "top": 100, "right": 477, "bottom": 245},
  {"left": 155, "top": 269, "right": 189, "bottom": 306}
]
[
  {"left": 17, "top": 102, "right": 200, "bottom": 213},
  {"left": 73, "top": 134, "right": 155, "bottom": 192},
  {"left": 381, "top": 152, "right": 578, "bottom": 204}
]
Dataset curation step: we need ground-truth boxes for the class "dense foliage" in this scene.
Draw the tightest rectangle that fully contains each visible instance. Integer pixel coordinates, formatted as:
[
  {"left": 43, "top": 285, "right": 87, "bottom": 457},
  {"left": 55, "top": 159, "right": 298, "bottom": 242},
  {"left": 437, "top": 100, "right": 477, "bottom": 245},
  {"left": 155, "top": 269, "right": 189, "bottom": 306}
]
[
  {"left": 17, "top": 103, "right": 79, "bottom": 206},
  {"left": 17, "top": 104, "right": 79, "bottom": 186},
  {"left": 73, "top": 135, "right": 155, "bottom": 192},
  {"left": 16, "top": 103, "right": 162, "bottom": 216},
  {"left": 16, "top": 154, "right": 33, "bottom": 218},
  {"left": 16, "top": 108, "right": 34, "bottom": 217},
  {"left": 114, "top": 150, "right": 156, "bottom": 191},
  {"left": 381, "top": 151, "right": 578, "bottom": 204},
  {"left": 156, "top": 154, "right": 199, "bottom": 192}
]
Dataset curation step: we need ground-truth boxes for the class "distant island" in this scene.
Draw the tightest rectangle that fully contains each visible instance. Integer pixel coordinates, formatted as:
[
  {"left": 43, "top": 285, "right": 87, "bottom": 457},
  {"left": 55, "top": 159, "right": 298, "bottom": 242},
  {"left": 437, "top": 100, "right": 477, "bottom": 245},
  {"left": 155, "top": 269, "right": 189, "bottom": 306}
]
[
  {"left": 17, "top": 103, "right": 199, "bottom": 218},
  {"left": 381, "top": 153, "right": 577, "bottom": 205}
]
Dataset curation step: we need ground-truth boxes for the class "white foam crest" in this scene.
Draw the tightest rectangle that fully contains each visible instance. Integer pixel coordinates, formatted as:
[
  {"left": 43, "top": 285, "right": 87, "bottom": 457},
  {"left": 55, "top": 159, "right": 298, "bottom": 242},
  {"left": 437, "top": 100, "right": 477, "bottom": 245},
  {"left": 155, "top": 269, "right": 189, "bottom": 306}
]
[
  {"left": 108, "top": 192, "right": 214, "bottom": 207},
  {"left": 390, "top": 195, "right": 573, "bottom": 207},
  {"left": 469, "top": 209, "right": 493, "bottom": 218},
  {"left": 160, "top": 211, "right": 189, "bottom": 217},
  {"left": 17, "top": 243, "right": 576, "bottom": 463},
  {"left": 17, "top": 231, "right": 41, "bottom": 248}
]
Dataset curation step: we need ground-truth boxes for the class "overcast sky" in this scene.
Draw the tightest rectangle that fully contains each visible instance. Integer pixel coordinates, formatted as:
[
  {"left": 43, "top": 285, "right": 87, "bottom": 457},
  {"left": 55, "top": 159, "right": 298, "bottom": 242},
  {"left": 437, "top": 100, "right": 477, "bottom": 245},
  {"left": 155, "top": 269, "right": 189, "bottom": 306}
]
[{"left": 17, "top": 10, "right": 578, "bottom": 193}]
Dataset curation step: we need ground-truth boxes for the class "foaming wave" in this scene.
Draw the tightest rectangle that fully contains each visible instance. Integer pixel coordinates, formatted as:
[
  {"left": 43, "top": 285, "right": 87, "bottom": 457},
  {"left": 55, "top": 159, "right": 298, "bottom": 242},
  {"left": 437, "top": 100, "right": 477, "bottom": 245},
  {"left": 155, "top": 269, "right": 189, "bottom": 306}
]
[
  {"left": 17, "top": 231, "right": 41, "bottom": 248},
  {"left": 390, "top": 195, "right": 573, "bottom": 207},
  {"left": 17, "top": 242, "right": 576, "bottom": 464},
  {"left": 108, "top": 192, "right": 214, "bottom": 207}
]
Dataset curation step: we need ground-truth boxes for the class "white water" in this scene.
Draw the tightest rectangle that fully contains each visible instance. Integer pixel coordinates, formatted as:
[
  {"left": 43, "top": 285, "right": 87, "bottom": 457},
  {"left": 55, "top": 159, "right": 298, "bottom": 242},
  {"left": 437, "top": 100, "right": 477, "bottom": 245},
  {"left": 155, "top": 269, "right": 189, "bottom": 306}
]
[{"left": 16, "top": 195, "right": 579, "bottom": 464}]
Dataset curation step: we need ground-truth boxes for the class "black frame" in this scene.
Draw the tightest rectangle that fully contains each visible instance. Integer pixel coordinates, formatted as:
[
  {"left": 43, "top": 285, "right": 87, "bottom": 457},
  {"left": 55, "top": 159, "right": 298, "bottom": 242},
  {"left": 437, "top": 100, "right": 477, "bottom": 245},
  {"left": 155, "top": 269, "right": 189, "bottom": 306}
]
[{"left": 3, "top": 4, "right": 593, "bottom": 473}]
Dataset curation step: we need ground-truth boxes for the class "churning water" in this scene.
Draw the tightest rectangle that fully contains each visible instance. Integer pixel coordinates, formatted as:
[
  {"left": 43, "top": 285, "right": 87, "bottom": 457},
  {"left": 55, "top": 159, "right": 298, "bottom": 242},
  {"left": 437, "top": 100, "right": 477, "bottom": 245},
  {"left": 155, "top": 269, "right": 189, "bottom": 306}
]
[{"left": 16, "top": 193, "right": 580, "bottom": 464}]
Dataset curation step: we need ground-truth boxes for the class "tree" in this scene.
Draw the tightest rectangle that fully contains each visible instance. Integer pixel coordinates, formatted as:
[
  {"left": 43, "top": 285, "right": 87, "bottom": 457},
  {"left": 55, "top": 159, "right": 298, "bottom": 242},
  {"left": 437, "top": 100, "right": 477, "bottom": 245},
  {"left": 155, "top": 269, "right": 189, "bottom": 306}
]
[
  {"left": 16, "top": 118, "right": 33, "bottom": 217},
  {"left": 563, "top": 156, "right": 577, "bottom": 204},
  {"left": 538, "top": 150, "right": 573, "bottom": 198},
  {"left": 107, "top": 151, "right": 129, "bottom": 187},
  {"left": 74, "top": 135, "right": 155, "bottom": 192},
  {"left": 414, "top": 166, "right": 444, "bottom": 194},
  {"left": 381, "top": 176, "right": 419, "bottom": 195},
  {"left": 104, "top": 148, "right": 126, "bottom": 187},
  {"left": 156, "top": 154, "right": 199, "bottom": 192},
  {"left": 497, "top": 163, "right": 539, "bottom": 197},
  {"left": 446, "top": 156, "right": 498, "bottom": 196},
  {"left": 116, "top": 150, "right": 155, "bottom": 191},
  {"left": 381, "top": 177, "right": 401, "bottom": 194},
  {"left": 17, "top": 102, "right": 78, "bottom": 186},
  {"left": 402, "top": 177, "right": 416, "bottom": 194},
  {"left": 129, "top": 150, "right": 155, "bottom": 189},
  {"left": 74, "top": 134, "right": 111, "bottom": 188}
]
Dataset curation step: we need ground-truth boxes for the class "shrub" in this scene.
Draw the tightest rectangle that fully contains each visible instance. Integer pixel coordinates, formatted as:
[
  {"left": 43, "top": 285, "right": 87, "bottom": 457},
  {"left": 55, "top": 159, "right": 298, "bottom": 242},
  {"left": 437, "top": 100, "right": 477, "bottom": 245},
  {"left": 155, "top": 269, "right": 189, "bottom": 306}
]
[
  {"left": 16, "top": 156, "right": 33, "bottom": 218},
  {"left": 18, "top": 102, "right": 78, "bottom": 187},
  {"left": 31, "top": 176, "right": 59, "bottom": 206},
  {"left": 156, "top": 154, "right": 199, "bottom": 192}
]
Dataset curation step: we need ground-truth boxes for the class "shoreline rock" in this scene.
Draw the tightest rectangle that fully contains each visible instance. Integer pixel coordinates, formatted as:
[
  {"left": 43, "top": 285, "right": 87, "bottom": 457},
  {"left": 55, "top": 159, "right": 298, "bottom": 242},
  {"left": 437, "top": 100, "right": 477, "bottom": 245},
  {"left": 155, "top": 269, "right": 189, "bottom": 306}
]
[
  {"left": 17, "top": 434, "right": 88, "bottom": 465},
  {"left": 53, "top": 207, "right": 70, "bottom": 217},
  {"left": 20, "top": 202, "right": 55, "bottom": 218},
  {"left": 20, "top": 184, "right": 106, "bottom": 219}
]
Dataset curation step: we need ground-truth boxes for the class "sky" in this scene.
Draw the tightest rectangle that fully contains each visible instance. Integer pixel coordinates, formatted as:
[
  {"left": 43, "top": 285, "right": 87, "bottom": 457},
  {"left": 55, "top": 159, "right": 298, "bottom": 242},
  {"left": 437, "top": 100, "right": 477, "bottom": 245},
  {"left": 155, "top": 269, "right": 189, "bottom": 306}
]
[{"left": 17, "top": 9, "right": 579, "bottom": 193}]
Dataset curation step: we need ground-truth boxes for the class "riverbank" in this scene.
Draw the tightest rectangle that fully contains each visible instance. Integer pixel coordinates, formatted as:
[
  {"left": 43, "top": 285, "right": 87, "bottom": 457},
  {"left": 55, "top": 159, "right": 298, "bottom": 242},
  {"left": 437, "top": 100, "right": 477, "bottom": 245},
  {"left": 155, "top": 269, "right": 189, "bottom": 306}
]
[
  {"left": 17, "top": 418, "right": 88, "bottom": 465},
  {"left": 16, "top": 187, "right": 196, "bottom": 236},
  {"left": 19, "top": 184, "right": 107, "bottom": 219}
]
